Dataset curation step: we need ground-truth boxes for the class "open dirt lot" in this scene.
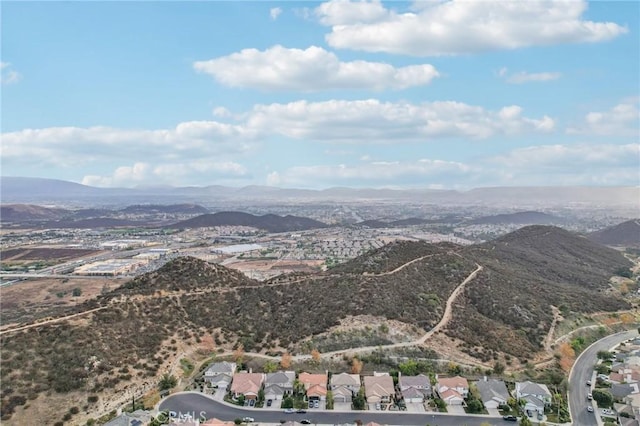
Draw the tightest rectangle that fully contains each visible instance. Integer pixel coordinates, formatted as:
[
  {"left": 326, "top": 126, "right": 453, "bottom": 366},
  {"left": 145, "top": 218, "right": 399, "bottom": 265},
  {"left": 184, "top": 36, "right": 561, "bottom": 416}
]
[
  {"left": 1, "top": 247, "right": 102, "bottom": 262},
  {"left": 0, "top": 276, "right": 126, "bottom": 327}
]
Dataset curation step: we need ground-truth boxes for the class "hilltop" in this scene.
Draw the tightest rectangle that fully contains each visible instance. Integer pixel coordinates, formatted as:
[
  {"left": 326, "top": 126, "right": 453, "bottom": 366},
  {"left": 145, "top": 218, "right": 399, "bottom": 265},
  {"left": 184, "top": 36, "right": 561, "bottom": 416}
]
[
  {"left": 0, "top": 204, "right": 70, "bottom": 222},
  {"left": 169, "top": 211, "right": 329, "bottom": 233},
  {"left": 0, "top": 225, "right": 633, "bottom": 424},
  {"left": 588, "top": 219, "right": 640, "bottom": 247}
]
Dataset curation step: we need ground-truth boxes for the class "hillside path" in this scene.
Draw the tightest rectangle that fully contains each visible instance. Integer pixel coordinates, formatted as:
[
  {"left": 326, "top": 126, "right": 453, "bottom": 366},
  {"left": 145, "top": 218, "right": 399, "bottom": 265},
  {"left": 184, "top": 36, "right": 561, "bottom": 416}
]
[{"left": 0, "top": 306, "right": 107, "bottom": 335}]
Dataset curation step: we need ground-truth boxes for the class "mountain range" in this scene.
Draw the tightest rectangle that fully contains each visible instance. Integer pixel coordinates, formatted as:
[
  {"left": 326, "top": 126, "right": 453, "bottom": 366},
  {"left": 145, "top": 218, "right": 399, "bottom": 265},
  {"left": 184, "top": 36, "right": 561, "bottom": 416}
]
[
  {"left": 589, "top": 219, "right": 640, "bottom": 247},
  {"left": 2, "top": 177, "right": 638, "bottom": 207}
]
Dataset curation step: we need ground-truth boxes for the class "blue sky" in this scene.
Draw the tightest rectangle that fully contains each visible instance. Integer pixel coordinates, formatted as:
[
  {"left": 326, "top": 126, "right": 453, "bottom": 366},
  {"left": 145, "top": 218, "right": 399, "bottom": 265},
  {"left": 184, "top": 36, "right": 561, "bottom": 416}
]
[{"left": 2, "top": 0, "right": 638, "bottom": 189}]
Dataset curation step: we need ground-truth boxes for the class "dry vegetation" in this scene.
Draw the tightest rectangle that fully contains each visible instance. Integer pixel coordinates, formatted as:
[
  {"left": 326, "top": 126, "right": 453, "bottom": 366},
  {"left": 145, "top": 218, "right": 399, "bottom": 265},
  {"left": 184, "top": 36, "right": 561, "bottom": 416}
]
[{"left": 0, "top": 225, "right": 634, "bottom": 424}]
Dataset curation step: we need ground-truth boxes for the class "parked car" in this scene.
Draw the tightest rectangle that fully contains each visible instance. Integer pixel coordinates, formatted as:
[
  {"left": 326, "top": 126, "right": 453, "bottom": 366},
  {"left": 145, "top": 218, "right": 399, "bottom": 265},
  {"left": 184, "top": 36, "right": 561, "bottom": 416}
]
[
  {"left": 283, "top": 408, "right": 294, "bottom": 414},
  {"left": 587, "top": 406, "right": 594, "bottom": 412},
  {"left": 503, "top": 415, "right": 517, "bottom": 421},
  {"left": 313, "top": 400, "right": 319, "bottom": 408},
  {"left": 267, "top": 399, "right": 272, "bottom": 407},
  {"left": 308, "top": 401, "right": 314, "bottom": 409},
  {"left": 296, "top": 409, "right": 307, "bottom": 414},
  {"left": 375, "top": 403, "right": 381, "bottom": 410},
  {"left": 587, "top": 393, "right": 593, "bottom": 400},
  {"left": 242, "top": 417, "right": 254, "bottom": 423},
  {"left": 586, "top": 380, "right": 592, "bottom": 386},
  {"left": 301, "top": 420, "right": 311, "bottom": 425}
]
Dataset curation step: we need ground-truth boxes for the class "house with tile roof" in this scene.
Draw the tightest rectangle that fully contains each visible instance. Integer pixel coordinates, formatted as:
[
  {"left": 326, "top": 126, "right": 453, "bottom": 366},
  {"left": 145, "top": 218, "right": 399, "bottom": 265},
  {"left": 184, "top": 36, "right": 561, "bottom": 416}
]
[
  {"left": 399, "top": 373, "right": 432, "bottom": 403},
  {"left": 363, "top": 374, "right": 395, "bottom": 404},
  {"left": 476, "top": 378, "right": 509, "bottom": 409},
  {"left": 435, "top": 376, "right": 469, "bottom": 406},
  {"left": 298, "top": 372, "right": 328, "bottom": 401},
  {"left": 230, "top": 372, "right": 265, "bottom": 401}
]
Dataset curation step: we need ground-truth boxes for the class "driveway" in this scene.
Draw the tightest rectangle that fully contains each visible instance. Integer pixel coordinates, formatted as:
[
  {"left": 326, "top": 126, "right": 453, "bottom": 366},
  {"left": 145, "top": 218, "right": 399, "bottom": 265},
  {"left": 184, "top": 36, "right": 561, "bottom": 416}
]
[
  {"left": 486, "top": 407, "right": 501, "bottom": 417},
  {"left": 446, "top": 404, "right": 466, "bottom": 415},
  {"left": 406, "top": 402, "right": 425, "bottom": 413},
  {"left": 213, "top": 388, "right": 226, "bottom": 401},
  {"left": 334, "top": 402, "right": 352, "bottom": 411}
]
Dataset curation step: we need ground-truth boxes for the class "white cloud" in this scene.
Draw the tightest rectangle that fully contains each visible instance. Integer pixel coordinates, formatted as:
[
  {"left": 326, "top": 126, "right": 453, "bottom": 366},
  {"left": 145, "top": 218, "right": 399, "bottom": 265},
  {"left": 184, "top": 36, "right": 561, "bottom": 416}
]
[
  {"left": 270, "top": 7, "right": 282, "bottom": 20},
  {"left": 1, "top": 121, "right": 256, "bottom": 168},
  {"left": 82, "top": 160, "right": 248, "bottom": 188},
  {"left": 1, "top": 62, "right": 22, "bottom": 85},
  {"left": 499, "top": 68, "right": 562, "bottom": 84},
  {"left": 193, "top": 45, "right": 439, "bottom": 91},
  {"left": 567, "top": 101, "right": 640, "bottom": 136},
  {"left": 212, "top": 106, "right": 232, "bottom": 118},
  {"left": 316, "top": 0, "right": 628, "bottom": 56},
  {"left": 246, "top": 99, "right": 555, "bottom": 141}
]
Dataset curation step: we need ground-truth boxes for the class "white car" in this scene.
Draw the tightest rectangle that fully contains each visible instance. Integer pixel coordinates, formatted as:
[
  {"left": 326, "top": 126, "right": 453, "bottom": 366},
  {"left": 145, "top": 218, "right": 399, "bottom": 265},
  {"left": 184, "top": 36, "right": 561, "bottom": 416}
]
[
  {"left": 587, "top": 393, "right": 593, "bottom": 400},
  {"left": 242, "top": 417, "right": 254, "bottom": 423},
  {"left": 587, "top": 406, "right": 594, "bottom": 413}
]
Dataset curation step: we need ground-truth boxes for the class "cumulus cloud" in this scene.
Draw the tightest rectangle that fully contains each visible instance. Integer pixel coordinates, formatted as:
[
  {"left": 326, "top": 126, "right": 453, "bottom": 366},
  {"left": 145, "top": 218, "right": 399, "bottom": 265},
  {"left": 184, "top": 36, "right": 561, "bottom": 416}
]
[
  {"left": 82, "top": 160, "right": 248, "bottom": 188},
  {"left": 567, "top": 101, "right": 640, "bottom": 136},
  {"left": 1, "top": 62, "right": 22, "bottom": 85},
  {"left": 316, "top": 0, "right": 628, "bottom": 56},
  {"left": 270, "top": 7, "right": 282, "bottom": 20},
  {"left": 246, "top": 99, "right": 555, "bottom": 141},
  {"left": 1, "top": 121, "right": 256, "bottom": 168},
  {"left": 498, "top": 67, "right": 562, "bottom": 84},
  {"left": 193, "top": 45, "right": 439, "bottom": 91}
]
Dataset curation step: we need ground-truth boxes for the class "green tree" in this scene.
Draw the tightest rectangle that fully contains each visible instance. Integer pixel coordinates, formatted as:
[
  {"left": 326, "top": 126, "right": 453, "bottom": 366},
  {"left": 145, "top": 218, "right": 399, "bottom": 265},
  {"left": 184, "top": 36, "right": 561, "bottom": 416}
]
[
  {"left": 72, "top": 288, "right": 82, "bottom": 297},
  {"left": 258, "top": 388, "right": 265, "bottom": 404},
  {"left": 158, "top": 373, "right": 177, "bottom": 391},
  {"left": 263, "top": 361, "right": 278, "bottom": 373},
  {"left": 493, "top": 361, "right": 505, "bottom": 375},
  {"left": 592, "top": 389, "right": 614, "bottom": 408},
  {"left": 281, "top": 396, "right": 294, "bottom": 409},
  {"left": 467, "top": 399, "right": 483, "bottom": 413},
  {"left": 519, "top": 416, "right": 533, "bottom": 426},
  {"left": 326, "top": 390, "right": 334, "bottom": 409},
  {"left": 398, "top": 360, "right": 418, "bottom": 376},
  {"left": 353, "top": 387, "right": 366, "bottom": 410},
  {"left": 597, "top": 351, "right": 614, "bottom": 360}
]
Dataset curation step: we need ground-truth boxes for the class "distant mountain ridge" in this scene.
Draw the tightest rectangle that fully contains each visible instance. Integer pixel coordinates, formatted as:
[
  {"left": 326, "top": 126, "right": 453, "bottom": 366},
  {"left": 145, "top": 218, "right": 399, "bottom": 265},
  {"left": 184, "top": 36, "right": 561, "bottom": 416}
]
[
  {"left": 2, "top": 176, "right": 638, "bottom": 207},
  {"left": 589, "top": 219, "right": 640, "bottom": 247},
  {"left": 169, "top": 211, "right": 328, "bottom": 233}
]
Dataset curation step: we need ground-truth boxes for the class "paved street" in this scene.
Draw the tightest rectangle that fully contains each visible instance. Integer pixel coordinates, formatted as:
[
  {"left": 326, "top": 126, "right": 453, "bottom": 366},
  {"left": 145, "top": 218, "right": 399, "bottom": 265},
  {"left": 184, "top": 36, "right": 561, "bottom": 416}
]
[
  {"left": 569, "top": 329, "right": 638, "bottom": 426},
  {"left": 159, "top": 392, "right": 504, "bottom": 425}
]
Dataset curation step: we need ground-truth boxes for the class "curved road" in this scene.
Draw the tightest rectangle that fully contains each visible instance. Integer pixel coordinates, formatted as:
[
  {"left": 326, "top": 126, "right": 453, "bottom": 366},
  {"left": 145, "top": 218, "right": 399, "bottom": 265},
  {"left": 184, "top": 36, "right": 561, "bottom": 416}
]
[
  {"left": 159, "top": 392, "right": 503, "bottom": 426},
  {"left": 569, "top": 329, "right": 638, "bottom": 426}
]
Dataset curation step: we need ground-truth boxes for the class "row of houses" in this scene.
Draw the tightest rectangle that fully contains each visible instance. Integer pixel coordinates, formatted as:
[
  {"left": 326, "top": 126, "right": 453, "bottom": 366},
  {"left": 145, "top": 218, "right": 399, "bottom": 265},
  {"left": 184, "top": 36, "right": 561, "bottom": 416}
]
[
  {"left": 603, "top": 338, "right": 640, "bottom": 426},
  {"left": 202, "top": 361, "right": 552, "bottom": 414}
]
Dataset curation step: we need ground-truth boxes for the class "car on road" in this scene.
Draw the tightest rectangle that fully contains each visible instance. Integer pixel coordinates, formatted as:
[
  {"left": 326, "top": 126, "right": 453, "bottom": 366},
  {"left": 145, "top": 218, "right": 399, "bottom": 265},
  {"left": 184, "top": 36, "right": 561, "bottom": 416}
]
[
  {"left": 587, "top": 393, "right": 593, "bottom": 400},
  {"left": 242, "top": 417, "right": 254, "bottom": 423},
  {"left": 587, "top": 406, "right": 594, "bottom": 412},
  {"left": 586, "top": 380, "right": 592, "bottom": 386},
  {"left": 503, "top": 415, "right": 518, "bottom": 422},
  {"left": 296, "top": 409, "right": 307, "bottom": 413},
  {"left": 283, "top": 408, "right": 294, "bottom": 414},
  {"left": 301, "top": 420, "right": 311, "bottom": 425}
]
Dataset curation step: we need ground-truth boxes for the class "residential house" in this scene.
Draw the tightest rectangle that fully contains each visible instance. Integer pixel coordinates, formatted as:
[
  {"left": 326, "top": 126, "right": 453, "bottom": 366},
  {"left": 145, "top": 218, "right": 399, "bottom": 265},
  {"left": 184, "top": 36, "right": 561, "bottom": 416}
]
[
  {"left": 203, "top": 361, "right": 237, "bottom": 389},
  {"left": 399, "top": 373, "right": 432, "bottom": 403},
  {"left": 230, "top": 372, "right": 265, "bottom": 401},
  {"left": 515, "top": 381, "right": 552, "bottom": 415},
  {"left": 436, "top": 376, "right": 469, "bottom": 406},
  {"left": 330, "top": 373, "right": 361, "bottom": 403},
  {"left": 476, "top": 378, "right": 509, "bottom": 409},
  {"left": 363, "top": 373, "right": 395, "bottom": 404},
  {"left": 298, "top": 372, "right": 328, "bottom": 401},
  {"left": 613, "top": 383, "right": 639, "bottom": 401},
  {"left": 264, "top": 371, "right": 296, "bottom": 401}
]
